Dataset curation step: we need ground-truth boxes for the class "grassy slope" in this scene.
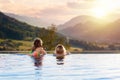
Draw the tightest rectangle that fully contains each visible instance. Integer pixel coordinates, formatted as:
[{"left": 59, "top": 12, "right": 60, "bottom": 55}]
[
  {"left": 15, "top": 40, "right": 32, "bottom": 50},
  {"left": 0, "top": 39, "right": 32, "bottom": 51}
]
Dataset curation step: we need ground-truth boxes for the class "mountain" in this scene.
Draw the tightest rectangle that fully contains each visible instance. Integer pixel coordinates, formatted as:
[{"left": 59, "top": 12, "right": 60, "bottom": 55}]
[
  {"left": 0, "top": 11, "right": 46, "bottom": 40},
  {"left": 58, "top": 15, "right": 100, "bottom": 30},
  {"left": 0, "top": 11, "right": 70, "bottom": 50},
  {"left": 5, "top": 13, "right": 50, "bottom": 27},
  {"left": 59, "top": 15, "right": 120, "bottom": 42}
]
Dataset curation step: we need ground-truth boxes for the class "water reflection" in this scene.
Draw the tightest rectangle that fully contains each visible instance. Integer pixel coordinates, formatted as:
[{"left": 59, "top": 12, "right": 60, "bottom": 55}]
[
  {"left": 34, "top": 59, "right": 43, "bottom": 67},
  {"left": 35, "top": 68, "right": 42, "bottom": 80},
  {"left": 1, "top": 54, "right": 120, "bottom": 80},
  {"left": 33, "top": 57, "right": 43, "bottom": 80},
  {"left": 32, "top": 57, "right": 43, "bottom": 67},
  {"left": 56, "top": 59, "right": 64, "bottom": 65}
]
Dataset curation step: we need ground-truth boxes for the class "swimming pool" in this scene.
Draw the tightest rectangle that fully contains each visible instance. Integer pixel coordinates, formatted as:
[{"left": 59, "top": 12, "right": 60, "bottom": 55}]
[{"left": 0, "top": 53, "right": 120, "bottom": 80}]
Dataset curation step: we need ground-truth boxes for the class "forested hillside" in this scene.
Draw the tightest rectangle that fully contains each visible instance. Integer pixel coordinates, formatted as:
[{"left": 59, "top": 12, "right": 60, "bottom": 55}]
[
  {"left": 0, "top": 12, "right": 46, "bottom": 40},
  {"left": 0, "top": 12, "right": 70, "bottom": 50}
]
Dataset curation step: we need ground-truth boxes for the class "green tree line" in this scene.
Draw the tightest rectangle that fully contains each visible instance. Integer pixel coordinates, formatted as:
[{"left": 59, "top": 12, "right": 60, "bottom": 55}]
[{"left": 0, "top": 12, "right": 70, "bottom": 50}]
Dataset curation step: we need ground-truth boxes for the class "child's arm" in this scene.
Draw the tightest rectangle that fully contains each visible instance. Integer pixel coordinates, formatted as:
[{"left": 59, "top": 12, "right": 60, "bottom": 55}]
[
  {"left": 53, "top": 50, "right": 56, "bottom": 56},
  {"left": 66, "top": 51, "right": 71, "bottom": 55},
  {"left": 53, "top": 53, "right": 56, "bottom": 56}
]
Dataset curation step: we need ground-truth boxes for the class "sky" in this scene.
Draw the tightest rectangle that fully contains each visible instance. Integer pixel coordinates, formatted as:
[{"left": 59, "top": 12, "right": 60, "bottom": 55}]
[{"left": 0, "top": 0, "right": 120, "bottom": 24}]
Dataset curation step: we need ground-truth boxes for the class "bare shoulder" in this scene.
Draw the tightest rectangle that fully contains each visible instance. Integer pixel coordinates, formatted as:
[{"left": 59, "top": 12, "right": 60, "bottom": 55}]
[
  {"left": 66, "top": 51, "right": 71, "bottom": 55},
  {"left": 36, "top": 47, "right": 43, "bottom": 50},
  {"left": 39, "top": 47, "right": 46, "bottom": 54}
]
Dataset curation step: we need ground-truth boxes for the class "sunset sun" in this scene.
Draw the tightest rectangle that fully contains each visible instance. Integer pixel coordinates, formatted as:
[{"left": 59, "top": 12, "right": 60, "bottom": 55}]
[
  {"left": 90, "top": 0, "right": 117, "bottom": 19},
  {"left": 91, "top": 8, "right": 107, "bottom": 18}
]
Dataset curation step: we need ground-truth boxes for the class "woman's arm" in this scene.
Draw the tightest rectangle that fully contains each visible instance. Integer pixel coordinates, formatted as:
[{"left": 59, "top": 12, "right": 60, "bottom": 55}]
[
  {"left": 42, "top": 49, "right": 47, "bottom": 55},
  {"left": 39, "top": 48, "right": 47, "bottom": 56}
]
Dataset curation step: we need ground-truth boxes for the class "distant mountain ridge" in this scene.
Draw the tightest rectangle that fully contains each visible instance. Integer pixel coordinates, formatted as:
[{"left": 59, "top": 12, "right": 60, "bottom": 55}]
[
  {"left": 0, "top": 11, "right": 70, "bottom": 50},
  {"left": 0, "top": 11, "right": 56, "bottom": 40},
  {"left": 5, "top": 13, "right": 50, "bottom": 27},
  {"left": 0, "top": 11, "right": 44, "bottom": 40},
  {"left": 59, "top": 15, "right": 120, "bottom": 42},
  {"left": 58, "top": 15, "right": 104, "bottom": 30}
]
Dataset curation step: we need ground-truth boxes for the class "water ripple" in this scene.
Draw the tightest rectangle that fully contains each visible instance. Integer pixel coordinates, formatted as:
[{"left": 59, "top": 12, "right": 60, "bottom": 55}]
[{"left": 0, "top": 54, "right": 120, "bottom": 80}]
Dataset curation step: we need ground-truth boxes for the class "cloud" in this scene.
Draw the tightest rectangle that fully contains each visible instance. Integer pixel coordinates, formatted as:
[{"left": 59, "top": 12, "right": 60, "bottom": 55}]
[
  {"left": 67, "top": 2, "right": 81, "bottom": 9},
  {"left": 0, "top": 0, "right": 41, "bottom": 16},
  {"left": 34, "top": 3, "right": 92, "bottom": 24},
  {"left": 0, "top": 0, "right": 93, "bottom": 24},
  {"left": 32, "top": 6, "right": 75, "bottom": 24},
  {"left": 67, "top": 1, "right": 93, "bottom": 9},
  {"left": 38, "top": 6, "right": 70, "bottom": 16},
  {"left": 1, "top": 0, "right": 119, "bottom": 25},
  {"left": 0, "top": 0, "right": 11, "bottom": 3}
]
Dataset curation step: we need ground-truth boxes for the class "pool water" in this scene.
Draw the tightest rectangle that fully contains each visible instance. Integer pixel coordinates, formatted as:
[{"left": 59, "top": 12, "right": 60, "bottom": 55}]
[{"left": 0, "top": 54, "right": 120, "bottom": 80}]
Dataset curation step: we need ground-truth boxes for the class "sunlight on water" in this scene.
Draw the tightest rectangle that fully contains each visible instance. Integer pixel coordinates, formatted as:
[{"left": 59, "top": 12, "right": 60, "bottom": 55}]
[{"left": 0, "top": 54, "right": 120, "bottom": 80}]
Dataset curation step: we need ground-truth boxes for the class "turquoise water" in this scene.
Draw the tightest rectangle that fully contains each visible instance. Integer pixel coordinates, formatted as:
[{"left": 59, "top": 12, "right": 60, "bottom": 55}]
[{"left": 0, "top": 54, "right": 120, "bottom": 80}]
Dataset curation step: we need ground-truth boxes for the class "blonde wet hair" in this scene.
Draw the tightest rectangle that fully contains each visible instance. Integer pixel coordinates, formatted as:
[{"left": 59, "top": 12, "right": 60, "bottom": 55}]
[{"left": 55, "top": 44, "right": 66, "bottom": 54}]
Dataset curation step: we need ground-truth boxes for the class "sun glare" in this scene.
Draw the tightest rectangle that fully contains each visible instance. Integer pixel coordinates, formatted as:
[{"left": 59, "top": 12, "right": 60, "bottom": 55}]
[
  {"left": 91, "top": 8, "right": 107, "bottom": 18},
  {"left": 90, "top": 0, "right": 118, "bottom": 19}
]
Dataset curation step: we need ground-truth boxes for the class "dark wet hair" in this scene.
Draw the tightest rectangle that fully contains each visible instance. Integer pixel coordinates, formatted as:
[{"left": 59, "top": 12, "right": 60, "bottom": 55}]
[{"left": 33, "top": 38, "right": 43, "bottom": 49}]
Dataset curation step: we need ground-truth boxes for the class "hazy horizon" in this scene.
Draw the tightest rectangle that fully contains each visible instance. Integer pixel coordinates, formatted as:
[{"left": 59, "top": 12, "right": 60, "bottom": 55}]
[{"left": 1, "top": 0, "right": 120, "bottom": 25}]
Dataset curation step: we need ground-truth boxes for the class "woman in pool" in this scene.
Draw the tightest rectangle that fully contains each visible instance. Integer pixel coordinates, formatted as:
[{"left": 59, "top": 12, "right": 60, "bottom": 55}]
[
  {"left": 54, "top": 44, "right": 70, "bottom": 60},
  {"left": 31, "top": 38, "right": 46, "bottom": 66}
]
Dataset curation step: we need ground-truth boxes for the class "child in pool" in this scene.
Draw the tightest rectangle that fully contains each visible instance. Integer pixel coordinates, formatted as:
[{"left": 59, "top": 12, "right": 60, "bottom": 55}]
[
  {"left": 31, "top": 38, "right": 46, "bottom": 59},
  {"left": 54, "top": 44, "right": 70, "bottom": 60}
]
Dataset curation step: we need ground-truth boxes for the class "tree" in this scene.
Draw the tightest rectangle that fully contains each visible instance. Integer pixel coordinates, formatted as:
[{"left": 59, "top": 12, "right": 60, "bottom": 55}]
[
  {"left": 0, "top": 31, "right": 5, "bottom": 38},
  {"left": 108, "top": 44, "right": 116, "bottom": 50}
]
